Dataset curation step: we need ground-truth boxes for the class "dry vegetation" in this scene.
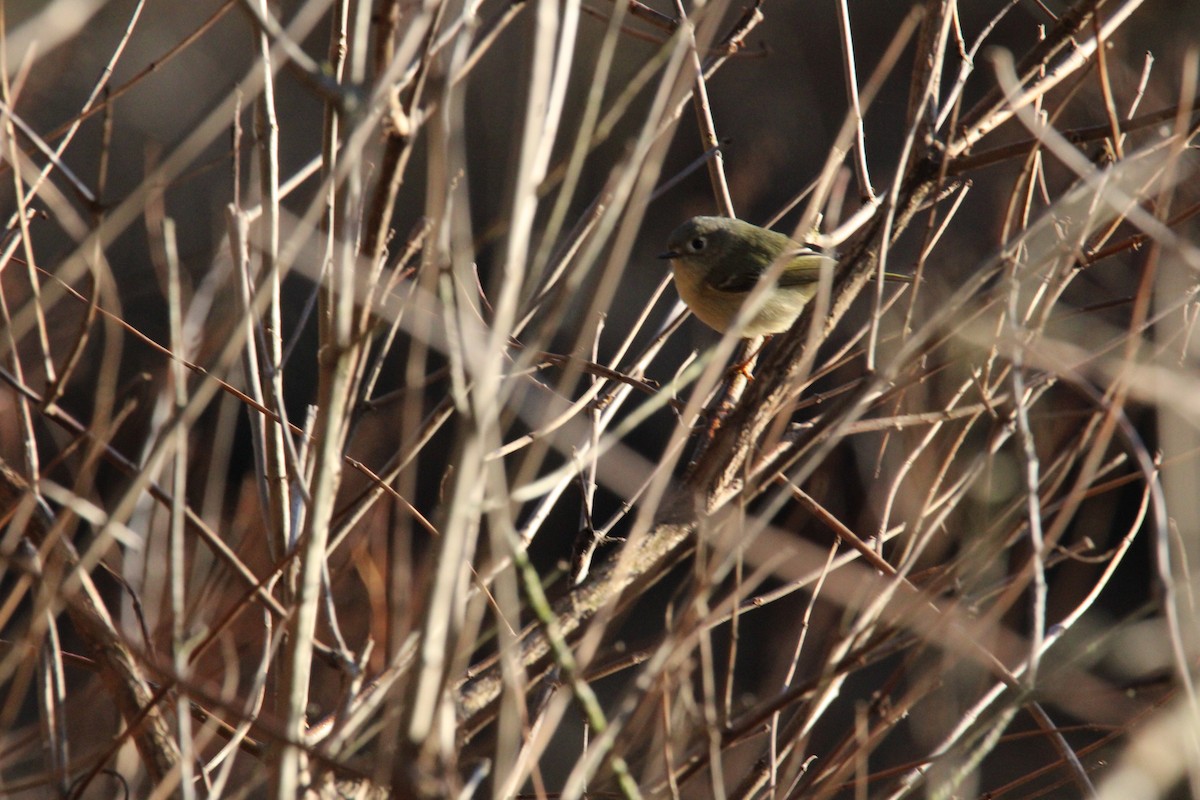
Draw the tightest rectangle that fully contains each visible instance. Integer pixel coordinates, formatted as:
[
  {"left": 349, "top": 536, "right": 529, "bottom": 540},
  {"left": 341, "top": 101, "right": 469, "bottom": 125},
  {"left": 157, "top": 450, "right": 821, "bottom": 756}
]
[{"left": 1, "top": 0, "right": 1199, "bottom": 797}]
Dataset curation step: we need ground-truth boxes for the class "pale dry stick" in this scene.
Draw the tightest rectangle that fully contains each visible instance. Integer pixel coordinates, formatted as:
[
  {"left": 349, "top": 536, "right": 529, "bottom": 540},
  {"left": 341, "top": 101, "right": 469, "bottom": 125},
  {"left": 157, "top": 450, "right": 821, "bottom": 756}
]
[
  {"left": 163, "top": 219, "right": 196, "bottom": 800},
  {"left": 250, "top": 0, "right": 295, "bottom": 565},
  {"left": 458, "top": 3, "right": 678, "bottom": 272},
  {"left": 526, "top": 0, "right": 759, "bottom": 225},
  {"left": 484, "top": 8, "right": 702, "bottom": 556},
  {"left": 129, "top": 180, "right": 197, "bottom": 639},
  {"left": 1145, "top": 77, "right": 1200, "bottom": 792},
  {"left": 494, "top": 688, "right": 556, "bottom": 800},
  {"left": 266, "top": 5, "right": 465, "bottom": 791},
  {"left": 1025, "top": 702, "right": 1098, "bottom": 798},
  {"left": 0, "top": 232, "right": 43, "bottom": 513},
  {"left": 676, "top": 0, "right": 733, "bottom": 218},
  {"left": 1007, "top": 281, "right": 1050, "bottom": 689},
  {"left": 0, "top": 112, "right": 107, "bottom": 427},
  {"left": 572, "top": 325, "right": 610, "bottom": 583},
  {"left": 243, "top": 155, "right": 323, "bottom": 225},
  {"left": 274, "top": 0, "right": 360, "bottom": 785},
  {"left": 496, "top": 0, "right": 579, "bottom": 350},
  {"left": 228, "top": 209, "right": 306, "bottom": 535},
  {"left": 916, "top": 178, "right": 974, "bottom": 260},
  {"left": 835, "top": 0, "right": 875, "bottom": 201},
  {"left": 0, "top": 55, "right": 55, "bottom": 389},
  {"left": 1092, "top": 9, "right": 1124, "bottom": 161},
  {"left": 1124, "top": 51, "right": 1155, "bottom": 134},
  {"left": 720, "top": 552, "right": 740, "bottom": 722},
  {"left": 690, "top": 546, "right": 729, "bottom": 800},
  {"left": 660, "top": 691, "right": 683, "bottom": 800},
  {"left": 356, "top": 222, "right": 429, "bottom": 404},
  {"left": 39, "top": 591, "right": 69, "bottom": 796},
  {"left": 996, "top": 104, "right": 1045, "bottom": 271},
  {"left": 204, "top": 604, "right": 278, "bottom": 795},
  {"left": 700, "top": 587, "right": 724, "bottom": 800},
  {"left": 240, "top": 18, "right": 422, "bottom": 789},
  {"left": 768, "top": 540, "right": 838, "bottom": 798},
  {"left": 1003, "top": 376, "right": 1099, "bottom": 795}
]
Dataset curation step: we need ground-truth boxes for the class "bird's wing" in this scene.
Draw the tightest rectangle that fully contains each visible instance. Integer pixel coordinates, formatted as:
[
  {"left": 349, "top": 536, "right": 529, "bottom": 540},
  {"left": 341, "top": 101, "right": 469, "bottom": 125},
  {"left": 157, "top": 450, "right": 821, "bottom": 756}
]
[
  {"left": 707, "top": 270, "right": 760, "bottom": 293},
  {"left": 777, "top": 251, "right": 829, "bottom": 287},
  {"left": 706, "top": 250, "right": 829, "bottom": 293}
]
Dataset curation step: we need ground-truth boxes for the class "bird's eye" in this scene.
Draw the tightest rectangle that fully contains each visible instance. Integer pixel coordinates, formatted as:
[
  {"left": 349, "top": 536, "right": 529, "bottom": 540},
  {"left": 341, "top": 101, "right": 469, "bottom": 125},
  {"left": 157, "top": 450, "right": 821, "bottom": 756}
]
[{"left": 689, "top": 237, "right": 706, "bottom": 252}]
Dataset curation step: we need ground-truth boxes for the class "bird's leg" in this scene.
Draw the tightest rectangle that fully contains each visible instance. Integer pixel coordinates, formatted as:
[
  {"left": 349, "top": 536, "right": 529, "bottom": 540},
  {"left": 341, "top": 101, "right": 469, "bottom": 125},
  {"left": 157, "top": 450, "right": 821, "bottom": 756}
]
[
  {"left": 727, "top": 336, "right": 769, "bottom": 382},
  {"left": 695, "top": 338, "right": 769, "bottom": 441}
]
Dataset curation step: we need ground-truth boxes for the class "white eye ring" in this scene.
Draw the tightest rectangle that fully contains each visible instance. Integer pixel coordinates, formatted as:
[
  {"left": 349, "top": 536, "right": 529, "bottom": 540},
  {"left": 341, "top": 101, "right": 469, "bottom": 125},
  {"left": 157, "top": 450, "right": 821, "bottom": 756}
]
[{"left": 689, "top": 237, "right": 706, "bottom": 251}]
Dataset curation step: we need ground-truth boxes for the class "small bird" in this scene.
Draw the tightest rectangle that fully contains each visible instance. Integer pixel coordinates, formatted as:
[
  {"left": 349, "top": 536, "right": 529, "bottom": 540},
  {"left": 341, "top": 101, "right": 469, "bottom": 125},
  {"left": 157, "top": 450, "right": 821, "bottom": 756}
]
[{"left": 659, "top": 216, "right": 906, "bottom": 337}]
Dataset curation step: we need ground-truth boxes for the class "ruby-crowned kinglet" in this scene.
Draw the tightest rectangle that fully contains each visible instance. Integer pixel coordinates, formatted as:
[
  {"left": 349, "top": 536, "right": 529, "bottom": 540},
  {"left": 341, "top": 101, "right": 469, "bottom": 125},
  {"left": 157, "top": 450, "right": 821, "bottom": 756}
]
[{"left": 659, "top": 216, "right": 907, "bottom": 337}]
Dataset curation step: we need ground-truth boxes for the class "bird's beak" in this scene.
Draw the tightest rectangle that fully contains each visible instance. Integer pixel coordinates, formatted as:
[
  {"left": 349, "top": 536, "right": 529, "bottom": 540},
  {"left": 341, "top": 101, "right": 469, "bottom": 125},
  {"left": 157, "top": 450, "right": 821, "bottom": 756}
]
[{"left": 657, "top": 250, "right": 679, "bottom": 260}]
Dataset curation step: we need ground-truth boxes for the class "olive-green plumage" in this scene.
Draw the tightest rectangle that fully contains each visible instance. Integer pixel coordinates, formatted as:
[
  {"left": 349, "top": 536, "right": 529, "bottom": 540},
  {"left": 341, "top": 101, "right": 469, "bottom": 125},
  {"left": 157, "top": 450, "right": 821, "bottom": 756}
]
[
  {"left": 659, "top": 216, "right": 835, "bottom": 337},
  {"left": 659, "top": 216, "right": 908, "bottom": 337}
]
